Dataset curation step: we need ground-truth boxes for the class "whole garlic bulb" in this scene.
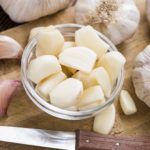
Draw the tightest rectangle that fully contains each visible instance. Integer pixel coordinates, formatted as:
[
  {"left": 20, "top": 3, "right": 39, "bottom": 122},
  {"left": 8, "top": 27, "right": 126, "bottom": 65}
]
[
  {"left": 75, "top": 0, "right": 140, "bottom": 45},
  {"left": 0, "top": 0, "right": 76, "bottom": 23},
  {"left": 132, "top": 45, "right": 150, "bottom": 108},
  {"left": 146, "top": 0, "right": 150, "bottom": 23}
]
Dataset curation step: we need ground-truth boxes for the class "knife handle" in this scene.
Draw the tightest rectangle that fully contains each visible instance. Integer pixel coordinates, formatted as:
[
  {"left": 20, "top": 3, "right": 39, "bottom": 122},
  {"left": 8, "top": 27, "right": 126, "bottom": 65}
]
[{"left": 75, "top": 130, "right": 150, "bottom": 150}]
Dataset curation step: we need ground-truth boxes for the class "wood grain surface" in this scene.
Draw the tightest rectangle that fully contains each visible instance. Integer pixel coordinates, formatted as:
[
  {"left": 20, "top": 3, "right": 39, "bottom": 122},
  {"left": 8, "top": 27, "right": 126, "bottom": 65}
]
[{"left": 0, "top": 0, "right": 150, "bottom": 150}]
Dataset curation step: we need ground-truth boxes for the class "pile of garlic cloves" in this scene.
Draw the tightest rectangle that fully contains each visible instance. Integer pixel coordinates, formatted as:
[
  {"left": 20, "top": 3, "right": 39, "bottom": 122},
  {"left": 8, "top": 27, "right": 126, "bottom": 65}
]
[{"left": 27, "top": 25, "right": 127, "bottom": 135}]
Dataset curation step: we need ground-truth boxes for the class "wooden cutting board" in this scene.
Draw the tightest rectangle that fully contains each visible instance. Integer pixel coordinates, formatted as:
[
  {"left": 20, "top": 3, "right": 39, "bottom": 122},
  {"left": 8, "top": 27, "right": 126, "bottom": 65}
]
[{"left": 0, "top": 0, "right": 150, "bottom": 149}]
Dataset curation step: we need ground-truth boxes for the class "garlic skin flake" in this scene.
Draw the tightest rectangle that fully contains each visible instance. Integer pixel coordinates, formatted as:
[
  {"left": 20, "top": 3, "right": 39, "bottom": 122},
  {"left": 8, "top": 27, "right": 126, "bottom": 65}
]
[
  {"left": 0, "top": 80, "right": 21, "bottom": 117},
  {"left": 0, "top": 0, "right": 75, "bottom": 23},
  {"left": 0, "top": 35, "right": 23, "bottom": 59},
  {"left": 132, "top": 45, "right": 150, "bottom": 108},
  {"left": 75, "top": 0, "right": 140, "bottom": 45}
]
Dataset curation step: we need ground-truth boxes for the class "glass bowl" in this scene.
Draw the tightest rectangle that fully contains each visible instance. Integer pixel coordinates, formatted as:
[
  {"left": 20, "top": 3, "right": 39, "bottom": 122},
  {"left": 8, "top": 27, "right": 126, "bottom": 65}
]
[{"left": 21, "top": 24, "right": 124, "bottom": 120}]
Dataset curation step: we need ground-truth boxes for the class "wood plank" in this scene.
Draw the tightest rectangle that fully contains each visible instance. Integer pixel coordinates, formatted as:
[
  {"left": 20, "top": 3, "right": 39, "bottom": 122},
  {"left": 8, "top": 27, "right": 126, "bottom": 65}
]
[{"left": 0, "top": 0, "right": 149, "bottom": 149}]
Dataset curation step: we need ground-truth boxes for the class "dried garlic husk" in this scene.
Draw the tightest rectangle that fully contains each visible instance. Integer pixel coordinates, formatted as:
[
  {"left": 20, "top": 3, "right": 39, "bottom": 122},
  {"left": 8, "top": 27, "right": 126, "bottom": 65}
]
[
  {"left": 0, "top": 80, "right": 21, "bottom": 117},
  {"left": 0, "top": 35, "right": 23, "bottom": 59},
  {"left": 132, "top": 45, "right": 150, "bottom": 108},
  {"left": 75, "top": 0, "right": 140, "bottom": 45},
  {"left": 0, "top": 0, "right": 76, "bottom": 23}
]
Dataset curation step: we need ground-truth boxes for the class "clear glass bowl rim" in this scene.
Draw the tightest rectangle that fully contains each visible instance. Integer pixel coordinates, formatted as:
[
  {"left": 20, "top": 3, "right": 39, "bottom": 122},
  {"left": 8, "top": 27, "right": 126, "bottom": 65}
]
[{"left": 21, "top": 24, "right": 124, "bottom": 120}]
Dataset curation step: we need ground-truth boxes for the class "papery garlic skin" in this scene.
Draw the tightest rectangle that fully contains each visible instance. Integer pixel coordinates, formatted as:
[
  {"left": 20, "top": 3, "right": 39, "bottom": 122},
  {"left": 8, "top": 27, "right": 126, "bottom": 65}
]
[
  {"left": 0, "top": 80, "right": 21, "bottom": 117},
  {"left": 146, "top": 0, "right": 150, "bottom": 24},
  {"left": 132, "top": 45, "right": 150, "bottom": 108},
  {"left": 0, "top": 0, "right": 75, "bottom": 23},
  {"left": 75, "top": 0, "right": 140, "bottom": 45},
  {"left": 0, "top": 35, "right": 23, "bottom": 59}
]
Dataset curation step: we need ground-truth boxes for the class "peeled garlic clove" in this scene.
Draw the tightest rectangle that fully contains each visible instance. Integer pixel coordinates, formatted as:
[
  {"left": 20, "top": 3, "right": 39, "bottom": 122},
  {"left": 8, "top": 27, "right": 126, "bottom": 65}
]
[
  {"left": 132, "top": 45, "right": 150, "bottom": 107},
  {"left": 75, "top": 26, "right": 109, "bottom": 57},
  {"left": 93, "top": 104, "right": 116, "bottom": 135},
  {"left": 59, "top": 46, "right": 97, "bottom": 73},
  {"left": 36, "top": 29, "right": 64, "bottom": 56},
  {"left": 27, "top": 55, "right": 61, "bottom": 84},
  {"left": 75, "top": 0, "right": 140, "bottom": 45},
  {"left": 0, "top": 80, "right": 21, "bottom": 117},
  {"left": 50, "top": 78, "right": 83, "bottom": 108},
  {"left": 36, "top": 71, "right": 67, "bottom": 100},
  {"left": 0, "top": 0, "right": 75, "bottom": 23},
  {"left": 91, "top": 67, "right": 111, "bottom": 97},
  {"left": 72, "top": 71, "right": 97, "bottom": 89},
  {"left": 97, "top": 51, "right": 126, "bottom": 86},
  {"left": 0, "top": 35, "right": 23, "bottom": 59},
  {"left": 77, "top": 86, "right": 105, "bottom": 110},
  {"left": 120, "top": 90, "right": 137, "bottom": 115},
  {"left": 62, "top": 41, "right": 76, "bottom": 51},
  {"left": 29, "top": 25, "right": 55, "bottom": 40},
  {"left": 78, "top": 101, "right": 101, "bottom": 111},
  {"left": 65, "top": 106, "right": 78, "bottom": 111}
]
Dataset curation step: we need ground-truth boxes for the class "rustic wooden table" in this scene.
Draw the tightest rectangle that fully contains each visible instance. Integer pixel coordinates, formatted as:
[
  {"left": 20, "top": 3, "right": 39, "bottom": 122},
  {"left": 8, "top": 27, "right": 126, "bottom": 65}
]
[{"left": 0, "top": 0, "right": 150, "bottom": 150}]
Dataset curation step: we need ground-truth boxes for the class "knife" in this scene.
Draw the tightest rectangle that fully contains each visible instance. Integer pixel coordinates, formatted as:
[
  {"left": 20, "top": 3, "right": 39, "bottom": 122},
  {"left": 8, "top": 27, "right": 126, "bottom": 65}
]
[{"left": 0, "top": 126, "right": 149, "bottom": 150}]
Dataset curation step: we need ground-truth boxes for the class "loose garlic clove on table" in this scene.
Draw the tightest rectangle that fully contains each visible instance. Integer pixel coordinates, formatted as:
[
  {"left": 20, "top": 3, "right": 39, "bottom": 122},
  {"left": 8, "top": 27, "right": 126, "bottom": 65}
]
[
  {"left": 120, "top": 90, "right": 137, "bottom": 115},
  {"left": 97, "top": 51, "right": 126, "bottom": 86},
  {"left": 36, "top": 71, "right": 67, "bottom": 100},
  {"left": 27, "top": 55, "right": 61, "bottom": 84},
  {"left": 93, "top": 104, "right": 116, "bottom": 135},
  {"left": 59, "top": 46, "right": 97, "bottom": 73},
  {"left": 36, "top": 29, "right": 64, "bottom": 56},
  {"left": 75, "top": 26, "right": 109, "bottom": 58},
  {"left": 50, "top": 78, "right": 83, "bottom": 108},
  {"left": 77, "top": 86, "right": 105, "bottom": 110}
]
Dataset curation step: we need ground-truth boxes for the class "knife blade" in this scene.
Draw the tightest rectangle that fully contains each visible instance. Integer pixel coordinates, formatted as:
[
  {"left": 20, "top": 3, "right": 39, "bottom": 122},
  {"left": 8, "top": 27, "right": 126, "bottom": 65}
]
[
  {"left": 0, "top": 126, "right": 150, "bottom": 150},
  {"left": 0, "top": 126, "right": 75, "bottom": 150}
]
